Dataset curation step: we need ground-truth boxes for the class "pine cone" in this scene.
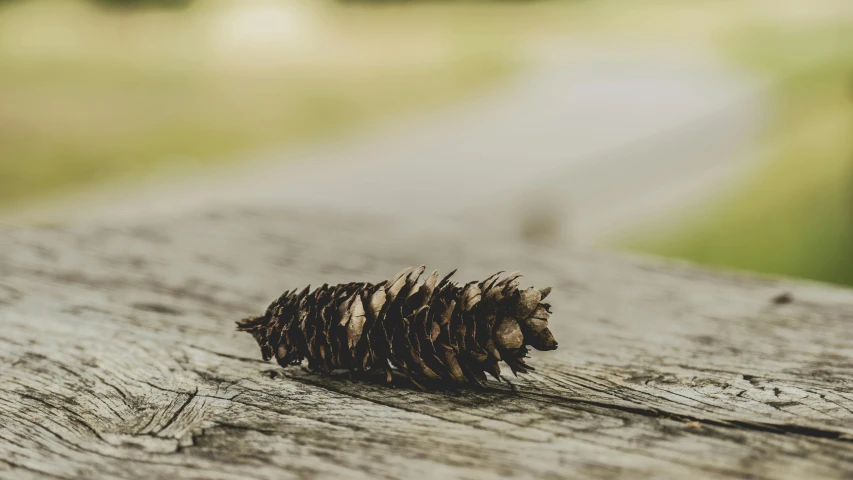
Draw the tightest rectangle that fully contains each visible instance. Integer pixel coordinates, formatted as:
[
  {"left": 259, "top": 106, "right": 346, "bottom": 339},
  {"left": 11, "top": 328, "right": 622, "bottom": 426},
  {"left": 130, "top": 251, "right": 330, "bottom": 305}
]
[{"left": 237, "top": 266, "right": 558, "bottom": 388}]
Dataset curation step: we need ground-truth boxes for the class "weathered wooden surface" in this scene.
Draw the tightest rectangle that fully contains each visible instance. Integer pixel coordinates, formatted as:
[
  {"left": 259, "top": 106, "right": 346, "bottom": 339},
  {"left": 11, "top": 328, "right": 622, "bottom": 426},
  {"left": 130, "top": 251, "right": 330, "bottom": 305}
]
[{"left": 2, "top": 207, "right": 853, "bottom": 479}]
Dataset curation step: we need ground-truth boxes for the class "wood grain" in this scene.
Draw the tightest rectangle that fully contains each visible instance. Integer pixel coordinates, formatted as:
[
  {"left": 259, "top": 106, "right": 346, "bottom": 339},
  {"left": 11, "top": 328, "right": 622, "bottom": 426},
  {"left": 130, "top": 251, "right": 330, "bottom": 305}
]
[{"left": 2, "top": 208, "right": 853, "bottom": 479}]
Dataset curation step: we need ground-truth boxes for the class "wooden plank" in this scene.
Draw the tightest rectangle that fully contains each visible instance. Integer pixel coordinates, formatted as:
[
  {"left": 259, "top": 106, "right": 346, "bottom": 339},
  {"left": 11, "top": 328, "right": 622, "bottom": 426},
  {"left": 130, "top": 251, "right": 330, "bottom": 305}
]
[{"left": 2, "top": 207, "right": 853, "bottom": 479}]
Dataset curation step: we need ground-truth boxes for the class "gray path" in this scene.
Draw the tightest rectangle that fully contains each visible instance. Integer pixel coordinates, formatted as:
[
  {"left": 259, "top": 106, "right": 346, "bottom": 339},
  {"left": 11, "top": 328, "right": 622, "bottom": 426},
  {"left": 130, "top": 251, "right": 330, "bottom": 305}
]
[{"left": 8, "top": 47, "right": 765, "bottom": 243}]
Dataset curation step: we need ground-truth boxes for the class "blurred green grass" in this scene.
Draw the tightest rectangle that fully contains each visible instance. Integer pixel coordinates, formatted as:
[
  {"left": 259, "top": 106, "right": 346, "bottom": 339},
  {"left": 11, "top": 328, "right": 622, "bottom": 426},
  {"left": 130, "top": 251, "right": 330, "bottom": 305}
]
[
  {"left": 4, "top": 0, "right": 853, "bottom": 288},
  {"left": 621, "top": 14, "right": 853, "bottom": 286},
  {"left": 0, "top": 55, "right": 511, "bottom": 206},
  {"left": 0, "top": 0, "right": 521, "bottom": 210},
  {"left": 0, "top": 0, "right": 762, "bottom": 213},
  {"left": 0, "top": 0, "right": 634, "bottom": 213}
]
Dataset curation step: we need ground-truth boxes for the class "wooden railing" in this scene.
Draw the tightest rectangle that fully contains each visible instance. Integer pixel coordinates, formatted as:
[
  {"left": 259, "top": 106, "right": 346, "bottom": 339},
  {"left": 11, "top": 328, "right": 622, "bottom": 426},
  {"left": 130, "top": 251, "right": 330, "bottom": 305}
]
[{"left": 2, "top": 207, "right": 852, "bottom": 479}]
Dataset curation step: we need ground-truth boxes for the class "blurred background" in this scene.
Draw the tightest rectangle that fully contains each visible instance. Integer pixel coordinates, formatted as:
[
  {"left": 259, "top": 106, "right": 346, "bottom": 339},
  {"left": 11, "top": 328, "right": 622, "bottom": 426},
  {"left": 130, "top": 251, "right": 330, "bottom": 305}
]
[{"left": 1, "top": 0, "right": 852, "bottom": 286}]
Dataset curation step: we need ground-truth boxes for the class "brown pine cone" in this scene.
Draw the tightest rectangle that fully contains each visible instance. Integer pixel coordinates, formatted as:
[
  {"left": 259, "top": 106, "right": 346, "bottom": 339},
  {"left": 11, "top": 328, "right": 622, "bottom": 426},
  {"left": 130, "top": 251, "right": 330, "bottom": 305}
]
[{"left": 237, "top": 266, "right": 557, "bottom": 388}]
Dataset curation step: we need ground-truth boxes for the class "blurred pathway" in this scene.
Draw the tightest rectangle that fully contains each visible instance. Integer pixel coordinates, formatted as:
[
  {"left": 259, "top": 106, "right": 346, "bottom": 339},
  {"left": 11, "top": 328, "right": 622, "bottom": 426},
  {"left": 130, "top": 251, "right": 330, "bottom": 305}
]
[{"left": 10, "top": 46, "right": 766, "bottom": 244}]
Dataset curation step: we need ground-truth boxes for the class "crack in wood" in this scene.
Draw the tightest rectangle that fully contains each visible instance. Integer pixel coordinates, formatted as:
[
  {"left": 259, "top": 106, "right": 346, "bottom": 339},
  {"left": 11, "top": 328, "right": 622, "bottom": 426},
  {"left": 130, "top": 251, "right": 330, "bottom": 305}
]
[{"left": 157, "top": 389, "right": 198, "bottom": 435}]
